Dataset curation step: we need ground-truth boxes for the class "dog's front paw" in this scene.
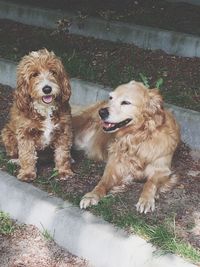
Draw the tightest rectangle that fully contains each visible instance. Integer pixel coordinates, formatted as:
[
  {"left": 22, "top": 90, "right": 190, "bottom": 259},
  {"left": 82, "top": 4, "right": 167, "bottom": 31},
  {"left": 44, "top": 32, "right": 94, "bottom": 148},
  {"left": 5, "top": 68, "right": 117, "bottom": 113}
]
[
  {"left": 136, "top": 196, "right": 155, "bottom": 214},
  {"left": 17, "top": 170, "right": 36, "bottom": 182},
  {"left": 57, "top": 169, "right": 75, "bottom": 181},
  {"left": 80, "top": 192, "right": 100, "bottom": 209}
]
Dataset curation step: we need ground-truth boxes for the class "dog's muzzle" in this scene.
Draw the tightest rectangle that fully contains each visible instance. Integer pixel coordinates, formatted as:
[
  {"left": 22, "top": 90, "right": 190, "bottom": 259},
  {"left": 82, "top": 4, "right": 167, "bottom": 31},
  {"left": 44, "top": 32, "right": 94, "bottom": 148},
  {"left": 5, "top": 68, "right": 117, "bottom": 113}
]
[
  {"left": 99, "top": 107, "right": 132, "bottom": 132},
  {"left": 42, "top": 85, "right": 53, "bottom": 104},
  {"left": 102, "top": 118, "right": 132, "bottom": 132}
]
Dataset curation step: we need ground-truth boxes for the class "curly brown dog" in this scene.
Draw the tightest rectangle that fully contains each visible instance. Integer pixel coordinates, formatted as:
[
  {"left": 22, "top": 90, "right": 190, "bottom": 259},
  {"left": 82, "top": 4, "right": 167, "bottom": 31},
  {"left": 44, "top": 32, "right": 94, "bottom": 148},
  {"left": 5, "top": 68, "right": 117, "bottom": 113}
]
[
  {"left": 72, "top": 81, "right": 180, "bottom": 213},
  {"left": 1, "top": 49, "right": 74, "bottom": 181}
]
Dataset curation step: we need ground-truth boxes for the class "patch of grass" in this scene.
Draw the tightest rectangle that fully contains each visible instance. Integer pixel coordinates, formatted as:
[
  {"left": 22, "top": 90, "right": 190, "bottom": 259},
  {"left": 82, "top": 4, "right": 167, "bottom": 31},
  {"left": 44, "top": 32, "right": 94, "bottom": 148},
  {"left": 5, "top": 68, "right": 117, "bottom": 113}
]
[
  {"left": 90, "top": 197, "right": 200, "bottom": 264},
  {"left": 40, "top": 223, "right": 54, "bottom": 241},
  {"left": 49, "top": 180, "right": 62, "bottom": 195},
  {"left": 36, "top": 176, "right": 63, "bottom": 195},
  {"left": 91, "top": 195, "right": 118, "bottom": 222},
  {"left": 50, "top": 168, "right": 58, "bottom": 179},
  {"left": 35, "top": 175, "right": 82, "bottom": 205},
  {"left": 0, "top": 211, "right": 15, "bottom": 235},
  {"left": 0, "top": 149, "right": 18, "bottom": 175},
  {"left": 66, "top": 193, "right": 82, "bottom": 206},
  {"left": 120, "top": 213, "right": 200, "bottom": 263},
  {"left": 6, "top": 161, "right": 18, "bottom": 175},
  {"left": 0, "top": 150, "right": 7, "bottom": 167}
]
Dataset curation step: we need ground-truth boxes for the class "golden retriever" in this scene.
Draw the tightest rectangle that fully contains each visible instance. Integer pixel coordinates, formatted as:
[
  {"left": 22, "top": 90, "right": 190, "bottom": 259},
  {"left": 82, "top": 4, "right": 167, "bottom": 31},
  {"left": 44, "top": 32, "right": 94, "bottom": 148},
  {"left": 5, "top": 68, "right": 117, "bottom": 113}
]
[
  {"left": 72, "top": 81, "right": 180, "bottom": 213},
  {"left": 1, "top": 49, "right": 74, "bottom": 181}
]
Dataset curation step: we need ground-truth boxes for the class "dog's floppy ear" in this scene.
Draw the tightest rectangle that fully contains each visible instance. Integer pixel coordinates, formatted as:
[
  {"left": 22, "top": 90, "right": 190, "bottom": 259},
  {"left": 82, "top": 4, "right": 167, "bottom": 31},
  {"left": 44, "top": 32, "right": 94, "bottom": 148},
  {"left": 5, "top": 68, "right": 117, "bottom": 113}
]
[
  {"left": 62, "top": 72, "right": 71, "bottom": 103},
  {"left": 15, "top": 71, "right": 31, "bottom": 114},
  {"left": 60, "top": 67, "right": 71, "bottom": 103},
  {"left": 145, "top": 89, "right": 165, "bottom": 127},
  {"left": 146, "top": 89, "right": 163, "bottom": 114}
]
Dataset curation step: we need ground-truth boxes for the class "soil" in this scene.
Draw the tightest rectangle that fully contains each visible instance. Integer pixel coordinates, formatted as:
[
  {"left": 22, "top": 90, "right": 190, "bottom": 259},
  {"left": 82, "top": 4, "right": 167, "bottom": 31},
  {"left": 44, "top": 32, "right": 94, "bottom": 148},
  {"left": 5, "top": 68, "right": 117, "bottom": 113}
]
[
  {"left": 11, "top": 0, "right": 200, "bottom": 37},
  {"left": 0, "top": 84, "right": 200, "bottom": 258},
  {"left": 0, "top": 219, "right": 91, "bottom": 267},
  {"left": 0, "top": 19, "right": 199, "bottom": 111}
]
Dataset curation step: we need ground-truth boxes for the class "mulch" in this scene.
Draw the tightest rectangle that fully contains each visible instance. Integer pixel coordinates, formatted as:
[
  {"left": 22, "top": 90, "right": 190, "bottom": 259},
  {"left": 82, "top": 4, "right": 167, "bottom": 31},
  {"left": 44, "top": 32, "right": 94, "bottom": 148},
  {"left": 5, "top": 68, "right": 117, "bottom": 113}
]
[{"left": 0, "top": 19, "right": 199, "bottom": 111}]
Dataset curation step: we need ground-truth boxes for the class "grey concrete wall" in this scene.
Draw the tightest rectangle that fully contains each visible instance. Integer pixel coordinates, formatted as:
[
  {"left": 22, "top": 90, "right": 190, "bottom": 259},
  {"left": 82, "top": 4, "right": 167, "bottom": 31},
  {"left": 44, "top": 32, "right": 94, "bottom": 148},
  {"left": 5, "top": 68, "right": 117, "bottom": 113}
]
[
  {"left": 166, "top": 104, "right": 200, "bottom": 152},
  {"left": 167, "top": 0, "right": 200, "bottom": 6},
  {"left": 70, "top": 78, "right": 109, "bottom": 105},
  {"left": 0, "top": 58, "right": 16, "bottom": 88},
  {"left": 1, "top": 1, "right": 200, "bottom": 57},
  {"left": 0, "top": 0, "right": 63, "bottom": 29},
  {"left": 0, "top": 58, "right": 199, "bottom": 151}
]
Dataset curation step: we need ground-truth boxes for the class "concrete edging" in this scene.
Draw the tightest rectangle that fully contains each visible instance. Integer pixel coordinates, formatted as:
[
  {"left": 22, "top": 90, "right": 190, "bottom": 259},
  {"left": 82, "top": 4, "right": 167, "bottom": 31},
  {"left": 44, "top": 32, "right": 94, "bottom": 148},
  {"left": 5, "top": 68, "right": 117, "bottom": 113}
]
[
  {"left": 0, "top": 171, "right": 196, "bottom": 267},
  {"left": 0, "top": 57, "right": 199, "bottom": 151},
  {"left": 167, "top": 0, "right": 200, "bottom": 6},
  {"left": 1, "top": 0, "right": 200, "bottom": 57}
]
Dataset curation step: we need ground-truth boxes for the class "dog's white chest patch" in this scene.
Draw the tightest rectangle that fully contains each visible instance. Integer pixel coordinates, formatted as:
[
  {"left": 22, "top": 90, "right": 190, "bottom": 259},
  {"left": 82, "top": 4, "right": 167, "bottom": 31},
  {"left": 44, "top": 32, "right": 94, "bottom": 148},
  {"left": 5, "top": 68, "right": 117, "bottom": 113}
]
[{"left": 42, "top": 111, "right": 55, "bottom": 147}]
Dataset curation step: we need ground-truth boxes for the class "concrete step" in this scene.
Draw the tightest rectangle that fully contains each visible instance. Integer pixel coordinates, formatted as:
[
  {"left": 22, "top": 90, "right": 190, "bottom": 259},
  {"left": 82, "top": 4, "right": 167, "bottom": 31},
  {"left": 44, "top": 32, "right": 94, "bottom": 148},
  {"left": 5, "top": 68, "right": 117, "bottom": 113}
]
[{"left": 0, "top": 0, "right": 200, "bottom": 57}]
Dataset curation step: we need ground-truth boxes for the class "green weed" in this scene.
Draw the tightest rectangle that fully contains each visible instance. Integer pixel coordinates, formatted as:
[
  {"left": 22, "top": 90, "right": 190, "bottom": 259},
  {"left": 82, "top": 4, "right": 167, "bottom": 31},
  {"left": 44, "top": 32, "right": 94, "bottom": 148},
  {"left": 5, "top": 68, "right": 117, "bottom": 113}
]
[
  {"left": 40, "top": 223, "right": 54, "bottom": 241},
  {"left": 0, "top": 150, "right": 7, "bottom": 166},
  {"left": 139, "top": 73, "right": 164, "bottom": 89},
  {"left": 139, "top": 72, "right": 150, "bottom": 88},
  {"left": 6, "top": 161, "right": 17, "bottom": 175},
  {"left": 50, "top": 169, "right": 59, "bottom": 179},
  {"left": 155, "top": 77, "right": 164, "bottom": 89},
  {"left": 0, "top": 211, "right": 15, "bottom": 235}
]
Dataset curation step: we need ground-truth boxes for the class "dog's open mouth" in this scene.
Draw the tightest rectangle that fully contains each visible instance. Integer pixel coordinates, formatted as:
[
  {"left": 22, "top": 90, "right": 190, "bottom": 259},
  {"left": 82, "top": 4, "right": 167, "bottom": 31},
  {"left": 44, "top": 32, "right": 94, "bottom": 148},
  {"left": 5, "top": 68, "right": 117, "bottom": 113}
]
[
  {"left": 42, "top": 95, "right": 53, "bottom": 104},
  {"left": 102, "top": 118, "right": 132, "bottom": 132}
]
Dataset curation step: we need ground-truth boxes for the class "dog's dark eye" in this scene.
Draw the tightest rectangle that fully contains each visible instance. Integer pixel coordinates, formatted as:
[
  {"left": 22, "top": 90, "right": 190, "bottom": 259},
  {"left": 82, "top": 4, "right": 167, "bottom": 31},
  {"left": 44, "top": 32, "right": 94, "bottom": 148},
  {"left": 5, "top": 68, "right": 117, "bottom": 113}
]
[
  {"left": 121, "top": 101, "right": 131, "bottom": 105},
  {"left": 31, "top": 72, "right": 39, "bottom": 78},
  {"left": 109, "top": 96, "right": 113, "bottom": 100}
]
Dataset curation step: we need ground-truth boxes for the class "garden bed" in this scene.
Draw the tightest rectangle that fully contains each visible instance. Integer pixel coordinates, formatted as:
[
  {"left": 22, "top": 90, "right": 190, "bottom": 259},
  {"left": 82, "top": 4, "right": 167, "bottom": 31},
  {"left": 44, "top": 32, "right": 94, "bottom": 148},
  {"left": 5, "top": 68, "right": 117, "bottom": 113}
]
[
  {"left": 0, "top": 84, "right": 200, "bottom": 264},
  {"left": 0, "top": 19, "right": 199, "bottom": 111},
  {"left": 10, "top": 0, "right": 200, "bottom": 37}
]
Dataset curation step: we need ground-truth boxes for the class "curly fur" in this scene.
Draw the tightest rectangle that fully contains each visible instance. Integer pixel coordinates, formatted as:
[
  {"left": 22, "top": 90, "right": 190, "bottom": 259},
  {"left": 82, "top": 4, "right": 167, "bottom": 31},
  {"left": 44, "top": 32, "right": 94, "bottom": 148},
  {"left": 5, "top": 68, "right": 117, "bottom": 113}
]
[
  {"left": 72, "top": 81, "right": 180, "bottom": 213},
  {"left": 1, "top": 49, "right": 74, "bottom": 181}
]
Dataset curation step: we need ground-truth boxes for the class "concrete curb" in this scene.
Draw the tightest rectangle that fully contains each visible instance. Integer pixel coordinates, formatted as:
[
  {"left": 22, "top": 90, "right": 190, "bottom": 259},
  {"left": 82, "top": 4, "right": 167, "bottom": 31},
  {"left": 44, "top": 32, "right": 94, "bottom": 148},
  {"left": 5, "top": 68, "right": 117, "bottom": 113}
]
[
  {"left": 0, "top": 171, "right": 197, "bottom": 267},
  {"left": 167, "top": 0, "right": 200, "bottom": 6},
  {"left": 0, "top": 57, "right": 199, "bottom": 151},
  {"left": 1, "top": 0, "right": 200, "bottom": 57}
]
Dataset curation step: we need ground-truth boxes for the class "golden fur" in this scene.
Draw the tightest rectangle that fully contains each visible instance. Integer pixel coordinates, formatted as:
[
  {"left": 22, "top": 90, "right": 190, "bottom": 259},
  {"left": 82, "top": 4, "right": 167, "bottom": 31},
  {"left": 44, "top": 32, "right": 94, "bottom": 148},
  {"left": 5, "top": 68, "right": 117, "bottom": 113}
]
[
  {"left": 72, "top": 81, "right": 180, "bottom": 213},
  {"left": 1, "top": 49, "right": 74, "bottom": 181}
]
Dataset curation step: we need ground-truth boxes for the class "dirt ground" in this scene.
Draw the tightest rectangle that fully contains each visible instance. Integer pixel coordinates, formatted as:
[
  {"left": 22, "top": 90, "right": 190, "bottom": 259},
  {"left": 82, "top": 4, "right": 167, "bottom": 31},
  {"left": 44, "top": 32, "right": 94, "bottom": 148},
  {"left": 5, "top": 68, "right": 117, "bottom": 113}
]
[
  {"left": 0, "top": 84, "right": 200, "bottom": 254},
  {"left": 0, "top": 220, "right": 91, "bottom": 267}
]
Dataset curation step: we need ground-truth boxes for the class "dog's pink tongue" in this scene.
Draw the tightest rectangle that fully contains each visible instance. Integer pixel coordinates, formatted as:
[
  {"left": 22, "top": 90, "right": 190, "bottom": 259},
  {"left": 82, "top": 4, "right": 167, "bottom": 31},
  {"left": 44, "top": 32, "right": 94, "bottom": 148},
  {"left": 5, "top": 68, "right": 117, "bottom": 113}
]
[
  {"left": 103, "top": 121, "right": 115, "bottom": 129},
  {"left": 42, "top": 95, "right": 53, "bottom": 104}
]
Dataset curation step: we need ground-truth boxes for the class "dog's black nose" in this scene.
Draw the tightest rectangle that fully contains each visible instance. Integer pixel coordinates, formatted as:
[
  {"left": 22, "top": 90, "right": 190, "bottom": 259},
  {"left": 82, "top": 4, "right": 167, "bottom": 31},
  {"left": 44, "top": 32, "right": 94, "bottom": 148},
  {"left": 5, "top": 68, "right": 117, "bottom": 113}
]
[
  {"left": 99, "top": 108, "right": 109, "bottom": 119},
  {"left": 42, "top": 85, "right": 52, "bottom": 94}
]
